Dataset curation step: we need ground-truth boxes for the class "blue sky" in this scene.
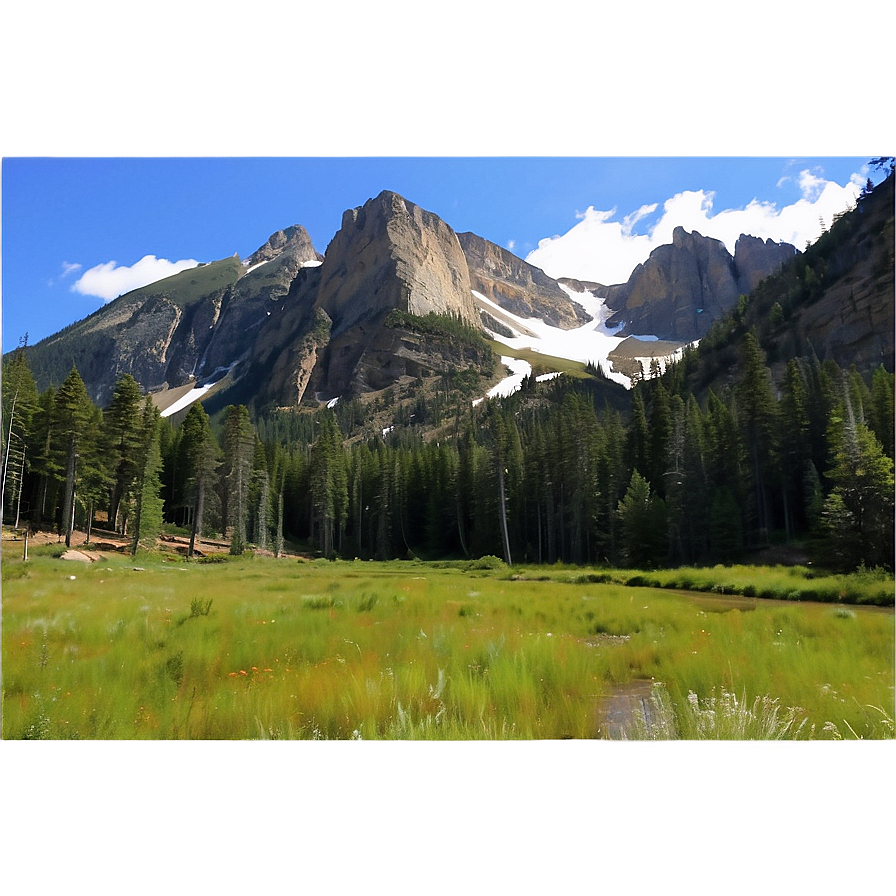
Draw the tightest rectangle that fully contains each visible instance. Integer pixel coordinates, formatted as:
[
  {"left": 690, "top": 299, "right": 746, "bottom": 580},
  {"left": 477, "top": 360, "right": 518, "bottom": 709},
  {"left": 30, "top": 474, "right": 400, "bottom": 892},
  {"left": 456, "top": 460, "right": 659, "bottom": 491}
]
[{"left": 1, "top": 3, "right": 890, "bottom": 355}]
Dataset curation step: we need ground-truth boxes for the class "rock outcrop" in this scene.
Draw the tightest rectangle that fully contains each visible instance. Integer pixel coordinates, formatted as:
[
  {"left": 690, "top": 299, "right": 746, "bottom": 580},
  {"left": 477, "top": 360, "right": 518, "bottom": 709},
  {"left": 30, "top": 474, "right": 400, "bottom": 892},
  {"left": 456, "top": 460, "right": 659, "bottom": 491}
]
[
  {"left": 733, "top": 234, "right": 797, "bottom": 295},
  {"left": 199, "top": 226, "right": 322, "bottom": 377},
  {"left": 604, "top": 227, "right": 796, "bottom": 342},
  {"left": 458, "top": 232, "right": 591, "bottom": 329},
  {"left": 243, "top": 225, "right": 322, "bottom": 269}
]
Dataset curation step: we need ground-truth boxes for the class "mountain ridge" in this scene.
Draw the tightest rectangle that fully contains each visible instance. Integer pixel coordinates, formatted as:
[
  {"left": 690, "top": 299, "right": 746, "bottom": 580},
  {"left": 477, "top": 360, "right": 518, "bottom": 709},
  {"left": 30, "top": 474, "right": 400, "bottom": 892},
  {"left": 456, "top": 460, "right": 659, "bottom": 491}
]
[{"left": 20, "top": 183, "right": 877, "bottom": 419}]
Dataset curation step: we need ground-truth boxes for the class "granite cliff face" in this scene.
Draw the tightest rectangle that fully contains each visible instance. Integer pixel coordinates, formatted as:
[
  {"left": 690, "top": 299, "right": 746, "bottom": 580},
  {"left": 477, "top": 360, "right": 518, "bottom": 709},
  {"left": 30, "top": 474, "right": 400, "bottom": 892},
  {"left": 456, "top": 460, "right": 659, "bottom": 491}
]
[
  {"left": 316, "top": 191, "right": 478, "bottom": 335},
  {"left": 604, "top": 227, "right": 796, "bottom": 341},
  {"left": 221, "top": 192, "right": 495, "bottom": 407},
  {"left": 458, "top": 231, "right": 591, "bottom": 329}
]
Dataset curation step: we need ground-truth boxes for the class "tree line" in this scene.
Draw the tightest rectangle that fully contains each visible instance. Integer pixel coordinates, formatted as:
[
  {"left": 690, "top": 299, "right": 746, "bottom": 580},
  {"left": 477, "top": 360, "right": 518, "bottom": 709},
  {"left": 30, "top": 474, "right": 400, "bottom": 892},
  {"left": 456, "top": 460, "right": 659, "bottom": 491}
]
[{"left": 3, "top": 336, "right": 893, "bottom": 573}]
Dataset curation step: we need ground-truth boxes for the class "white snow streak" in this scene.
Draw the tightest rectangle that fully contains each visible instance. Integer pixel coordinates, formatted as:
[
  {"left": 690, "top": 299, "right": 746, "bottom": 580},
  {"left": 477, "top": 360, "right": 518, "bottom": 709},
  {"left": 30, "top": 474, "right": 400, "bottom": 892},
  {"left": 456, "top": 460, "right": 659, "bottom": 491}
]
[
  {"left": 160, "top": 383, "right": 217, "bottom": 418},
  {"left": 159, "top": 364, "right": 235, "bottom": 418}
]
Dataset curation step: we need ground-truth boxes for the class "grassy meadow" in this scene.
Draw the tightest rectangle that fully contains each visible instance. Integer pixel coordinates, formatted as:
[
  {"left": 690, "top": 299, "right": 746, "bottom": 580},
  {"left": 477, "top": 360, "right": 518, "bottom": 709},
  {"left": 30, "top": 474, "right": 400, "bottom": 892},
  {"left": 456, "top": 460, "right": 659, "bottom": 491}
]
[{"left": 2, "top": 538, "right": 893, "bottom": 740}]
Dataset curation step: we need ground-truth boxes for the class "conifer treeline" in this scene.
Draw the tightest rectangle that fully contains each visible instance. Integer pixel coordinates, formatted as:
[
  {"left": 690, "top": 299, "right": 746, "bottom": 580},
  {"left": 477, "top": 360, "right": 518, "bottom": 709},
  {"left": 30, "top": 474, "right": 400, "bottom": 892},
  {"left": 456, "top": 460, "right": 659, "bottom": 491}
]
[{"left": 4, "top": 339, "right": 892, "bottom": 573}]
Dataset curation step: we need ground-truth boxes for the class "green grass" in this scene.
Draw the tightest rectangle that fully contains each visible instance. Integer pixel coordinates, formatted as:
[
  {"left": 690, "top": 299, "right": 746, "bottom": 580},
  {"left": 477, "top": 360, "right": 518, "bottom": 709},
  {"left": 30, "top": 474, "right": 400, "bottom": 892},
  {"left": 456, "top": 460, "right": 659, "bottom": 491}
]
[
  {"left": 485, "top": 340, "right": 593, "bottom": 379},
  {"left": 2, "top": 542, "right": 893, "bottom": 740},
  {"left": 525, "top": 562, "right": 895, "bottom": 607}
]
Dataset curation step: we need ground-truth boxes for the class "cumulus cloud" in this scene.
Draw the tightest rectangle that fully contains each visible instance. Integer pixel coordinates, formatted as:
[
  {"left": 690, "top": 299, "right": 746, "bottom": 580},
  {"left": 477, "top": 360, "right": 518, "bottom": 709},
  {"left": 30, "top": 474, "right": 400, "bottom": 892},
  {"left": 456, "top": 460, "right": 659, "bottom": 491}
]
[
  {"left": 525, "top": 171, "right": 863, "bottom": 285},
  {"left": 72, "top": 255, "right": 199, "bottom": 301}
]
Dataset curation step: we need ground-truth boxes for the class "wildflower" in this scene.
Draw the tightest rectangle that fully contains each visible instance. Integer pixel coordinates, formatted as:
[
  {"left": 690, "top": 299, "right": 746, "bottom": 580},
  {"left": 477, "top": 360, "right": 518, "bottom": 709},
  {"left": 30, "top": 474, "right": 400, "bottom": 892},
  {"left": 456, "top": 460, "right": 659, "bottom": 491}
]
[
  {"left": 228, "top": 672, "right": 237, "bottom": 677},
  {"left": 239, "top": 670, "right": 248, "bottom": 676}
]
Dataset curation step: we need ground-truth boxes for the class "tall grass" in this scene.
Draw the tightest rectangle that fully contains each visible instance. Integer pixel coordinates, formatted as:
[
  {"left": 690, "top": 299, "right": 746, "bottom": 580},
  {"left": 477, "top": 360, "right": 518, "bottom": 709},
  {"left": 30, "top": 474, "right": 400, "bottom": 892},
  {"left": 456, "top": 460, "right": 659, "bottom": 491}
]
[
  {"left": 549, "top": 563, "right": 895, "bottom": 606},
  {"left": 2, "top": 542, "right": 893, "bottom": 739}
]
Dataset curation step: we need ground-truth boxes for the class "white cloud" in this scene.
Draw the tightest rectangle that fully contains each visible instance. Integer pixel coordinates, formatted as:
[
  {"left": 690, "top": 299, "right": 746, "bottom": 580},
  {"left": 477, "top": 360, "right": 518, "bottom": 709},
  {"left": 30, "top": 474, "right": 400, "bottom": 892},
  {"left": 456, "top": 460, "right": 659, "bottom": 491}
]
[
  {"left": 72, "top": 255, "right": 199, "bottom": 301},
  {"left": 507, "top": 239, "right": 516, "bottom": 251},
  {"left": 525, "top": 172, "right": 863, "bottom": 285},
  {"left": 61, "top": 261, "right": 82, "bottom": 278}
]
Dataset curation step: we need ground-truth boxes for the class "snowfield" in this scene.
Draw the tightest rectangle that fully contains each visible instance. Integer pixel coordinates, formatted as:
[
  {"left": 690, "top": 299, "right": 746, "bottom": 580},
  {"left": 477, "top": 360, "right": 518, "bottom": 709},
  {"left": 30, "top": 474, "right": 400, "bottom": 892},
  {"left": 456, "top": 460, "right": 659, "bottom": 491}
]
[
  {"left": 473, "top": 285, "right": 633, "bottom": 391},
  {"left": 471, "top": 284, "right": 693, "bottom": 400}
]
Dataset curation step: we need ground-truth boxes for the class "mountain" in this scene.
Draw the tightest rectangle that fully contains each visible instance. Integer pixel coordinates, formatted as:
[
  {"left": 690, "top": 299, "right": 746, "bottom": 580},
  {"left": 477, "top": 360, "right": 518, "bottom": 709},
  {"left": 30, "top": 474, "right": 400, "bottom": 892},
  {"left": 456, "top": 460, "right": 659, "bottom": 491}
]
[
  {"left": 602, "top": 227, "right": 797, "bottom": 342},
  {"left": 26, "top": 256, "right": 245, "bottom": 405},
  {"left": 21, "top": 180, "right": 888, "bottom": 422},
  {"left": 24, "top": 190, "right": 596, "bottom": 412}
]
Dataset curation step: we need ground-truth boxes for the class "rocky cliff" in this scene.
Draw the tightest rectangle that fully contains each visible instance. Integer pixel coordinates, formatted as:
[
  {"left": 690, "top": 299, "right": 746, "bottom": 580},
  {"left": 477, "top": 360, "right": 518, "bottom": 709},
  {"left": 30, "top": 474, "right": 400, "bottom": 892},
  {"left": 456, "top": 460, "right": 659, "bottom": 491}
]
[
  {"left": 217, "top": 192, "right": 496, "bottom": 408},
  {"left": 458, "top": 232, "right": 591, "bottom": 329},
  {"left": 604, "top": 227, "right": 796, "bottom": 342},
  {"left": 198, "top": 226, "right": 322, "bottom": 377},
  {"left": 316, "top": 191, "right": 479, "bottom": 335}
]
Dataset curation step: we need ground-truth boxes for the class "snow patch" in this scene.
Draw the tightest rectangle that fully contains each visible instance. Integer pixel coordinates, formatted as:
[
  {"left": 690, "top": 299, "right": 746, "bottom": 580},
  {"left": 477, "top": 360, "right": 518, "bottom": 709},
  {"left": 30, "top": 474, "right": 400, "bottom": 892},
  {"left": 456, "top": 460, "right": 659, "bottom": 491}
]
[
  {"left": 159, "top": 363, "right": 235, "bottom": 418},
  {"left": 160, "top": 383, "right": 216, "bottom": 418},
  {"left": 473, "top": 356, "right": 533, "bottom": 406},
  {"left": 326, "top": 396, "right": 340, "bottom": 409},
  {"left": 243, "top": 258, "right": 274, "bottom": 275},
  {"left": 473, "top": 286, "right": 632, "bottom": 388}
]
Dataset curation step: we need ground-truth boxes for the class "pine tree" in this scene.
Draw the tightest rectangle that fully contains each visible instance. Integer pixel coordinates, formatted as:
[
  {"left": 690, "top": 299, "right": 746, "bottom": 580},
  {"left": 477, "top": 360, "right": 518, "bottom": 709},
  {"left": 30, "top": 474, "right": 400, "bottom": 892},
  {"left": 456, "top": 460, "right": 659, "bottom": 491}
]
[
  {"left": 308, "top": 411, "right": 347, "bottom": 557},
  {"left": 868, "top": 365, "right": 895, "bottom": 459},
  {"left": 52, "top": 367, "right": 93, "bottom": 546},
  {"left": 222, "top": 405, "right": 255, "bottom": 556},
  {"left": 131, "top": 397, "right": 164, "bottom": 555},
  {"left": 2, "top": 340, "right": 38, "bottom": 526},
  {"left": 102, "top": 373, "right": 144, "bottom": 533},
  {"left": 735, "top": 333, "right": 779, "bottom": 541},
  {"left": 822, "top": 403, "right": 895, "bottom": 571},
  {"left": 617, "top": 469, "right": 667, "bottom": 568},
  {"left": 179, "top": 403, "right": 219, "bottom": 558}
]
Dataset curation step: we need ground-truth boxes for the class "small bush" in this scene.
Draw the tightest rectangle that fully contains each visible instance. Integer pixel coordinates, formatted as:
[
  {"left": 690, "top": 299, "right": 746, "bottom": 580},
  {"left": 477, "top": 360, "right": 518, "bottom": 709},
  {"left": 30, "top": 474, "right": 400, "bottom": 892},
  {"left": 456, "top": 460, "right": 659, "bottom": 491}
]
[{"left": 467, "top": 555, "right": 507, "bottom": 571}]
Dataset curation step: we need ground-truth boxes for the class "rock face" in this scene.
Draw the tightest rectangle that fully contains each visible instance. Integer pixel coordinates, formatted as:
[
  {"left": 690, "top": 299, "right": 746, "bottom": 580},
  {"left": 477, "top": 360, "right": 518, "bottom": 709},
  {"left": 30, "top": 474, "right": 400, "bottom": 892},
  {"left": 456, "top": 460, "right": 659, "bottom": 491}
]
[
  {"left": 733, "top": 234, "right": 797, "bottom": 294},
  {"left": 316, "top": 191, "right": 479, "bottom": 335},
  {"left": 774, "top": 175, "right": 894, "bottom": 376},
  {"left": 604, "top": 227, "right": 796, "bottom": 341},
  {"left": 458, "top": 232, "right": 591, "bottom": 329},
  {"left": 199, "top": 226, "right": 322, "bottom": 377},
  {"left": 234, "top": 192, "right": 495, "bottom": 406},
  {"left": 243, "top": 225, "right": 322, "bottom": 269},
  {"left": 26, "top": 256, "right": 244, "bottom": 405}
]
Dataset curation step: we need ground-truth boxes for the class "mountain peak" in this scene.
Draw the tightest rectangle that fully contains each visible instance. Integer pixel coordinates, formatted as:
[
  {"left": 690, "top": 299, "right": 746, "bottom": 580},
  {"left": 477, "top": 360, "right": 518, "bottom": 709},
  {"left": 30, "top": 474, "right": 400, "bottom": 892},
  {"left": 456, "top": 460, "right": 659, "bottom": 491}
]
[{"left": 244, "top": 225, "right": 321, "bottom": 269}]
